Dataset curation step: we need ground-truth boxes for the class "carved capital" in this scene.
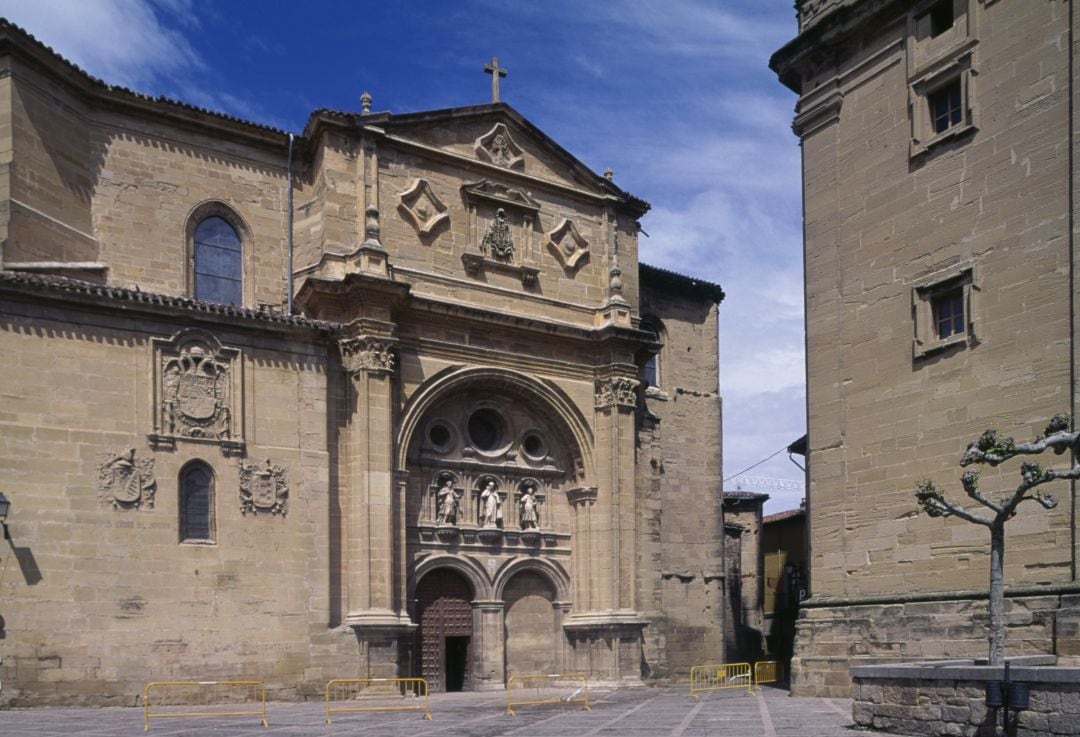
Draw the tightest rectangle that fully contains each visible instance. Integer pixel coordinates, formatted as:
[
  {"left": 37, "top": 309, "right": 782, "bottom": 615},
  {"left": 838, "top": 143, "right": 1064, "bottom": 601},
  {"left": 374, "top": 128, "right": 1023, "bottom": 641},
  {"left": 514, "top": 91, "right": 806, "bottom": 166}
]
[
  {"left": 566, "top": 486, "right": 598, "bottom": 508},
  {"left": 339, "top": 336, "right": 396, "bottom": 376},
  {"left": 595, "top": 377, "right": 639, "bottom": 409}
]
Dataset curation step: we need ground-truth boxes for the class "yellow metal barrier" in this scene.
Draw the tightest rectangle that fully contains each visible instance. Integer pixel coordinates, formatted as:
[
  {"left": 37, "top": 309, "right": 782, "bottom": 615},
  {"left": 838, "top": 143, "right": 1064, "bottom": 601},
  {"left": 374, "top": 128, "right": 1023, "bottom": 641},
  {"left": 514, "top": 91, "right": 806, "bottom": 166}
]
[
  {"left": 754, "top": 660, "right": 780, "bottom": 689},
  {"left": 506, "top": 672, "right": 590, "bottom": 716},
  {"left": 325, "top": 677, "right": 431, "bottom": 722},
  {"left": 688, "top": 662, "right": 753, "bottom": 699},
  {"left": 143, "top": 680, "right": 268, "bottom": 731}
]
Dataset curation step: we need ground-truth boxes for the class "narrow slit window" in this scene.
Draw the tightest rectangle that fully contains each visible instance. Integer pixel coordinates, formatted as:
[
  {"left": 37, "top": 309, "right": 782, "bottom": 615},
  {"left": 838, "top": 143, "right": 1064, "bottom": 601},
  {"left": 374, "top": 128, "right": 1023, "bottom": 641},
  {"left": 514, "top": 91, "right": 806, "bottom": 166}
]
[{"left": 180, "top": 462, "right": 215, "bottom": 543}]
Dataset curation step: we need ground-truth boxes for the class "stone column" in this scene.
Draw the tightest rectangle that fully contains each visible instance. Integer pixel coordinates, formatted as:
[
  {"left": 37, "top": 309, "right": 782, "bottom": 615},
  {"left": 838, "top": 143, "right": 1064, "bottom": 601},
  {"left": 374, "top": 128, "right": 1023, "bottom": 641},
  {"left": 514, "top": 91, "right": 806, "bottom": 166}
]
[
  {"left": 340, "top": 334, "right": 414, "bottom": 671},
  {"left": 566, "top": 486, "right": 598, "bottom": 610},
  {"left": 472, "top": 600, "right": 505, "bottom": 690}
]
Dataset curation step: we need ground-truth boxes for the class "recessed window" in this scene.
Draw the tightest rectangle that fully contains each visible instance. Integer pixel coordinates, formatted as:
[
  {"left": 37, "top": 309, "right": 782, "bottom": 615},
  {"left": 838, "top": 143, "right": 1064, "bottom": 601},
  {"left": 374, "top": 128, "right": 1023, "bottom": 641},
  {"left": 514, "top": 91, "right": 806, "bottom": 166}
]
[
  {"left": 933, "top": 289, "right": 965, "bottom": 339},
  {"left": 913, "top": 266, "right": 975, "bottom": 359},
  {"left": 427, "top": 422, "right": 453, "bottom": 452},
  {"left": 467, "top": 409, "right": 505, "bottom": 452},
  {"left": 929, "top": 79, "right": 963, "bottom": 135},
  {"left": 193, "top": 216, "right": 242, "bottom": 305},
  {"left": 521, "top": 431, "right": 547, "bottom": 460},
  {"left": 926, "top": 0, "right": 953, "bottom": 37},
  {"left": 180, "top": 461, "right": 215, "bottom": 543}
]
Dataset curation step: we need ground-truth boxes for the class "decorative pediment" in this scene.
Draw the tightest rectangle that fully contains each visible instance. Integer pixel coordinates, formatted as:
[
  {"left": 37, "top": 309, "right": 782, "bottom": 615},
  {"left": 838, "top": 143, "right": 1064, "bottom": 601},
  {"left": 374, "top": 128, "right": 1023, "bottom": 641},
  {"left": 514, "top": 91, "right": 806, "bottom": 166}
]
[
  {"left": 475, "top": 122, "right": 525, "bottom": 169},
  {"left": 546, "top": 218, "right": 590, "bottom": 271},
  {"left": 461, "top": 179, "right": 540, "bottom": 213},
  {"left": 149, "top": 329, "right": 244, "bottom": 455},
  {"left": 397, "top": 178, "right": 449, "bottom": 238}
]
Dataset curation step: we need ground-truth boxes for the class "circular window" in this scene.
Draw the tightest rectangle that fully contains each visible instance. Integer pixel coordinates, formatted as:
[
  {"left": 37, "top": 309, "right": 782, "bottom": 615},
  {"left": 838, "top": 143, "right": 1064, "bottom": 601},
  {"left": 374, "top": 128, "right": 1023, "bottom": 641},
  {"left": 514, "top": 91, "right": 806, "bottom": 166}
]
[
  {"left": 521, "top": 431, "right": 547, "bottom": 460},
  {"left": 427, "top": 422, "right": 452, "bottom": 451},
  {"left": 467, "top": 409, "right": 505, "bottom": 452}
]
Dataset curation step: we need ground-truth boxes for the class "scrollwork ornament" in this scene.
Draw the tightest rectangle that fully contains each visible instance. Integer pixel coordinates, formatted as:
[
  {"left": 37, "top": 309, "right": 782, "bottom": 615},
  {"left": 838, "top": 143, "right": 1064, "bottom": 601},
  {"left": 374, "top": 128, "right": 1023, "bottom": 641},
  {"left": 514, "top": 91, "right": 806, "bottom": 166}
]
[
  {"left": 239, "top": 458, "right": 288, "bottom": 516},
  {"left": 97, "top": 448, "right": 156, "bottom": 510}
]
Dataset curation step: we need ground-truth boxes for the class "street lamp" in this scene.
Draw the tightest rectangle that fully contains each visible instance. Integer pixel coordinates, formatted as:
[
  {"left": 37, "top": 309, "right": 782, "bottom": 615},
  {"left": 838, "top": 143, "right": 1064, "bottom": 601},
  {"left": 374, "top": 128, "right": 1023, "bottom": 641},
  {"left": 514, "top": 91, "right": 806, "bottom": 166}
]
[{"left": 0, "top": 492, "right": 10, "bottom": 541}]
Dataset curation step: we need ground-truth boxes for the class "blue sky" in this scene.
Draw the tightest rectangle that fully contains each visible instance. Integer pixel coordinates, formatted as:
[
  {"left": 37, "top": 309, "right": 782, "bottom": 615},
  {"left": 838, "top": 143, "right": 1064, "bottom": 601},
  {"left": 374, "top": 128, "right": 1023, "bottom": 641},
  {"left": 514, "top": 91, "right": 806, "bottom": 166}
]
[{"left": 3, "top": 0, "right": 808, "bottom": 512}]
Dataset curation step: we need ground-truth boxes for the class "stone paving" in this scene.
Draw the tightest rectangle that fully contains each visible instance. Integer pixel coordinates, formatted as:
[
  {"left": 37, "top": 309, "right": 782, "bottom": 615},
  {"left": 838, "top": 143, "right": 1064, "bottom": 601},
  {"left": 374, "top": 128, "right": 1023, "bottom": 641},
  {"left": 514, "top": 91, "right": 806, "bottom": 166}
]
[{"left": 0, "top": 685, "right": 874, "bottom": 737}]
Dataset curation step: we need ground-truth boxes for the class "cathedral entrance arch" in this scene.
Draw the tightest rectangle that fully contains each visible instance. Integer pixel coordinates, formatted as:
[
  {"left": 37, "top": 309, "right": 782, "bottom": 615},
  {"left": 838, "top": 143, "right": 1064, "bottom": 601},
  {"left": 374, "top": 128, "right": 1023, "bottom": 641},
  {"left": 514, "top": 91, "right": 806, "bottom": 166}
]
[{"left": 414, "top": 569, "right": 474, "bottom": 692}]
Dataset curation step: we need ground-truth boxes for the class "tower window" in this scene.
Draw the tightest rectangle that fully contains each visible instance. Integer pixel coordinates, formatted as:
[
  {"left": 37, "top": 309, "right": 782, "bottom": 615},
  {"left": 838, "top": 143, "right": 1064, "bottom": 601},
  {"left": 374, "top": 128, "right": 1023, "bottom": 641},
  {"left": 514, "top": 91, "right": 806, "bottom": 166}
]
[
  {"left": 929, "top": 80, "right": 963, "bottom": 135},
  {"left": 933, "top": 289, "right": 965, "bottom": 339}
]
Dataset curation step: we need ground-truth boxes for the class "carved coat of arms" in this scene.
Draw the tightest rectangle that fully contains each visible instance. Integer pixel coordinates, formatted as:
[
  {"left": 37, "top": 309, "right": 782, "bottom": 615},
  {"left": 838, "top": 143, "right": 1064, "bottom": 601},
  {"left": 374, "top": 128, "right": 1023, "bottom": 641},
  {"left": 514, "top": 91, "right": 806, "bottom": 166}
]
[
  {"left": 162, "top": 345, "right": 231, "bottom": 439},
  {"left": 239, "top": 458, "right": 288, "bottom": 516},
  {"left": 97, "top": 448, "right": 156, "bottom": 509}
]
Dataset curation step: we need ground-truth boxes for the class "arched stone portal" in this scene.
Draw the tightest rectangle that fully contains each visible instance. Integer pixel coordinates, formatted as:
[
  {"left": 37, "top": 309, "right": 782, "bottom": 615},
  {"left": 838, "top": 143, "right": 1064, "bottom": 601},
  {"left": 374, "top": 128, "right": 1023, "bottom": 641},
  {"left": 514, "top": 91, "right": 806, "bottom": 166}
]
[{"left": 414, "top": 569, "right": 474, "bottom": 693}]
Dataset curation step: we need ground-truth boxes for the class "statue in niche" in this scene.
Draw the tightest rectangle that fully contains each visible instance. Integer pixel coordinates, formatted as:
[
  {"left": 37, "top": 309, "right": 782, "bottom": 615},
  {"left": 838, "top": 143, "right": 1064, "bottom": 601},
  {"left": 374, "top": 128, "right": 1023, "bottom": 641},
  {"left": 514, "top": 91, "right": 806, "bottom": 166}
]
[
  {"left": 435, "top": 476, "right": 460, "bottom": 525},
  {"left": 481, "top": 208, "right": 514, "bottom": 260},
  {"left": 519, "top": 483, "right": 538, "bottom": 529},
  {"left": 479, "top": 480, "right": 502, "bottom": 528}
]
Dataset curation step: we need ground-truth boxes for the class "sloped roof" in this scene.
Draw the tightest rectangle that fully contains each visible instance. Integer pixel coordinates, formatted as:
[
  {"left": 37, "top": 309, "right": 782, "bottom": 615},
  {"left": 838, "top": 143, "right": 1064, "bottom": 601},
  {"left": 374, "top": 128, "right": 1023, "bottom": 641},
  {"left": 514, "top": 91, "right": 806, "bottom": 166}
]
[
  {"left": 640, "top": 263, "right": 725, "bottom": 304},
  {"left": 763, "top": 508, "right": 805, "bottom": 525}
]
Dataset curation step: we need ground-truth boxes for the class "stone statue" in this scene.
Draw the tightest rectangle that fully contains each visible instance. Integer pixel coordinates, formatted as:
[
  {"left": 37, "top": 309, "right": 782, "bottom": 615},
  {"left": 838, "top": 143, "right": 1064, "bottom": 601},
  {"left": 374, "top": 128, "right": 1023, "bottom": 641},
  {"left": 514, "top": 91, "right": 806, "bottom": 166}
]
[
  {"left": 519, "top": 485, "right": 538, "bottom": 529},
  {"left": 480, "top": 480, "right": 501, "bottom": 527},
  {"left": 436, "top": 477, "right": 459, "bottom": 525}
]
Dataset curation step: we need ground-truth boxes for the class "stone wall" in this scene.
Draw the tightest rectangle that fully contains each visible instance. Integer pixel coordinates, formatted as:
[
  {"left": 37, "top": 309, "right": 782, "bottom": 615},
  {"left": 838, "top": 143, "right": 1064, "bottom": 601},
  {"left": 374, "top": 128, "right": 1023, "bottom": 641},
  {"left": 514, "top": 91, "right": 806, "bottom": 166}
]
[
  {"left": 851, "top": 659, "right": 1080, "bottom": 737},
  {"left": 792, "top": 591, "right": 1080, "bottom": 698}
]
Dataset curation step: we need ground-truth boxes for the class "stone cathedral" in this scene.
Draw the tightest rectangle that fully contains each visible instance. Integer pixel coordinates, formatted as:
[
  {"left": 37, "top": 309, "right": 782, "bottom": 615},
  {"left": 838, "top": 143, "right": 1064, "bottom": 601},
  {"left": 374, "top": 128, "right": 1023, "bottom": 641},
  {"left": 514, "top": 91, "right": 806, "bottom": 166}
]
[{"left": 0, "top": 22, "right": 731, "bottom": 705}]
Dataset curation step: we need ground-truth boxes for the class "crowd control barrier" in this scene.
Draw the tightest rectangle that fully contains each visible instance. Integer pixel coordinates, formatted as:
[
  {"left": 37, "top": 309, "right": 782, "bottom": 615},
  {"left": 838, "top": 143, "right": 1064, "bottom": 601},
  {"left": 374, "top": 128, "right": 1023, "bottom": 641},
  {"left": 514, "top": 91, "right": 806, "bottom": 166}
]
[
  {"left": 688, "top": 662, "right": 753, "bottom": 699},
  {"left": 506, "top": 672, "right": 590, "bottom": 716},
  {"left": 143, "top": 679, "right": 268, "bottom": 731},
  {"left": 754, "top": 660, "right": 780, "bottom": 689},
  {"left": 325, "top": 677, "right": 431, "bottom": 722}
]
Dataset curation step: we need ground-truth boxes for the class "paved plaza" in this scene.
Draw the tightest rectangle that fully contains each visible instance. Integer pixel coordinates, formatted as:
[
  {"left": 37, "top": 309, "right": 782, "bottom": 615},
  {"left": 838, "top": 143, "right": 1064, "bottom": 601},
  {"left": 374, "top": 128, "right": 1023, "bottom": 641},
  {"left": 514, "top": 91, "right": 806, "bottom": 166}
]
[{"left": 0, "top": 685, "right": 871, "bottom": 737}]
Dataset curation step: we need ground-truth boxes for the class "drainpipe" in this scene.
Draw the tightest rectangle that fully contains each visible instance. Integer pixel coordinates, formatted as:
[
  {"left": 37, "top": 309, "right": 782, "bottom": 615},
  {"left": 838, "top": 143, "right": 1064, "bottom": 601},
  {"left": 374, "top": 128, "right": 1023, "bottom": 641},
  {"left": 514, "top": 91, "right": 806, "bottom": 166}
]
[
  {"left": 286, "top": 132, "right": 295, "bottom": 315},
  {"left": 1070, "top": 0, "right": 1077, "bottom": 581}
]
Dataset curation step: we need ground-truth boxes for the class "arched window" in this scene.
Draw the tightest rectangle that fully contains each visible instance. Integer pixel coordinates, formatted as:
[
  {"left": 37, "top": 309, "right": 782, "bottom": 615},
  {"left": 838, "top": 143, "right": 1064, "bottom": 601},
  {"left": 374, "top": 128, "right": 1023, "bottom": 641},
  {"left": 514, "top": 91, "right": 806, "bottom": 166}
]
[
  {"left": 193, "top": 216, "right": 242, "bottom": 305},
  {"left": 179, "top": 461, "right": 215, "bottom": 543}
]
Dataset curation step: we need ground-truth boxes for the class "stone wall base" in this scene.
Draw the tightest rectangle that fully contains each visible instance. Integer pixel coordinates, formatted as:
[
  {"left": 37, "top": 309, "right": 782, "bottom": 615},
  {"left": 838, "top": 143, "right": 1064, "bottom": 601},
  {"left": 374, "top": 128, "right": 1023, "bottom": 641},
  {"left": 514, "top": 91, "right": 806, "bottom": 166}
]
[
  {"left": 851, "top": 659, "right": 1080, "bottom": 737},
  {"left": 791, "top": 591, "right": 1080, "bottom": 697}
]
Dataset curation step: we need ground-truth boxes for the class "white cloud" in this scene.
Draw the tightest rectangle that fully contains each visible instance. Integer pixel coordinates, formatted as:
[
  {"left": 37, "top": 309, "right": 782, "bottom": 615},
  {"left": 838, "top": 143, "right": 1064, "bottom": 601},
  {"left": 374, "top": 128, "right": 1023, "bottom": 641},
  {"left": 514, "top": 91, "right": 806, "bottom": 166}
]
[{"left": 1, "top": 0, "right": 203, "bottom": 90}]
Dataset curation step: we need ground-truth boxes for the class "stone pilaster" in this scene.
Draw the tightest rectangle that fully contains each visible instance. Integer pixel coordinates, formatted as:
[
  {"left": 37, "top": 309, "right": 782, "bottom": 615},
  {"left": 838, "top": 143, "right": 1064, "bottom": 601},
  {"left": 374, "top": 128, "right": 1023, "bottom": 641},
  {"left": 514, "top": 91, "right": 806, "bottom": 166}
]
[
  {"left": 472, "top": 600, "right": 505, "bottom": 690},
  {"left": 340, "top": 334, "right": 414, "bottom": 651}
]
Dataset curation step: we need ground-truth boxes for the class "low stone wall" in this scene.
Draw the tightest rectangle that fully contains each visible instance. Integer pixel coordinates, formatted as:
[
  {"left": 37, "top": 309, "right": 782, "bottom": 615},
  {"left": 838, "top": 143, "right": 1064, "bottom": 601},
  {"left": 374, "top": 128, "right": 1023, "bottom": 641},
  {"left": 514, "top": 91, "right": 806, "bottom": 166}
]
[{"left": 850, "top": 658, "right": 1080, "bottom": 737}]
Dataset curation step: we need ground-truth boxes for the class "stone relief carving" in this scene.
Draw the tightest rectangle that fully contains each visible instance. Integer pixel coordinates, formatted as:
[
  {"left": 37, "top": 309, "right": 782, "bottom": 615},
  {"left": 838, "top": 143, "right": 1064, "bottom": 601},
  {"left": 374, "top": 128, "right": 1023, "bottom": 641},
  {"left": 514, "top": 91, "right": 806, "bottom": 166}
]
[
  {"left": 481, "top": 208, "right": 514, "bottom": 260},
  {"left": 97, "top": 448, "right": 156, "bottom": 509},
  {"left": 339, "top": 336, "right": 396, "bottom": 376},
  {"left": 239, "top": 458, "right": 288, "bottom": 516},
  {"left": 595, "top": 377, "right": 639, "bottom": 409},
  {"left": 546, "top": 218, "right": 590, "bottom": 271},
  {"left": 150, "top": 330, "right": 243, "bottom": 455},
  {"left": 475, "top": 122, "right": 525, "bottom": 169},
  {"left": 397, "top": 178, "right": 450, "bottom": 238}
]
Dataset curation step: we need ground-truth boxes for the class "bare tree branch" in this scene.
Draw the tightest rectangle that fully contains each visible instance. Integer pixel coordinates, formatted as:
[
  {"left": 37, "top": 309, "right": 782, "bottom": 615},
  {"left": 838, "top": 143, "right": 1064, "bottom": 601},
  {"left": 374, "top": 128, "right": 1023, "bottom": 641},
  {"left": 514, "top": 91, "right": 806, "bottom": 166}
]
[
  {"left": 960, "top": 470, "right": 1003, "bottom": 515},
  {"left": 916, "top": 480, "right": 992, "bottom": 526}
]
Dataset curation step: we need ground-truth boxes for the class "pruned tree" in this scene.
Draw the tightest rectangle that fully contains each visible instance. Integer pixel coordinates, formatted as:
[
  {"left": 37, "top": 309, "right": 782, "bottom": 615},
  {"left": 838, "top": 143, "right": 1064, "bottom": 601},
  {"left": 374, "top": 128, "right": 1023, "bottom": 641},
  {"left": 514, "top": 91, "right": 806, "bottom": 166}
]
[{"left": 915, "top": 414, "right": 1075, "bottom": 665}]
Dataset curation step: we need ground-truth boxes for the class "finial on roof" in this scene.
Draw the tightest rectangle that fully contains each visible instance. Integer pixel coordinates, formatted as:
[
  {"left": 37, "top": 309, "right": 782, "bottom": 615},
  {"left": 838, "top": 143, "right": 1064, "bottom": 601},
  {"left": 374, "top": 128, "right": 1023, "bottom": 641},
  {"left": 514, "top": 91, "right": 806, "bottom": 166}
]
[
  {"left": 604, "top": 168, "right": 614, "bottom": 180},
  {"left": 360, "top": 91, "right": 372, "bottom": 115}
]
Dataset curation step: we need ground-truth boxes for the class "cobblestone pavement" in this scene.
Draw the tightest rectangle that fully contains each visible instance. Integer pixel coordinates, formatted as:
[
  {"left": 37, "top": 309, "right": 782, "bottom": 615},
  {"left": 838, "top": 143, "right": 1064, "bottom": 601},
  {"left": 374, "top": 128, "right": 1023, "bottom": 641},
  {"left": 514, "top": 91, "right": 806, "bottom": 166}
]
[{"left": 0, "top": 685, "right": 874, "bottom": 737}]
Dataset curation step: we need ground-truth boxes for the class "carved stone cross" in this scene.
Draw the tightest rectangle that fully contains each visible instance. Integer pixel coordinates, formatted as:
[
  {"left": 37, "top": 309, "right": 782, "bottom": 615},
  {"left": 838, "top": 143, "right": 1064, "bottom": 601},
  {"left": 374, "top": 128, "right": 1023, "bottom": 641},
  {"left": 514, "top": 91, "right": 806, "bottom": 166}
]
[{"left": 484, "top": 56, "right": 507, "bottom": 103}]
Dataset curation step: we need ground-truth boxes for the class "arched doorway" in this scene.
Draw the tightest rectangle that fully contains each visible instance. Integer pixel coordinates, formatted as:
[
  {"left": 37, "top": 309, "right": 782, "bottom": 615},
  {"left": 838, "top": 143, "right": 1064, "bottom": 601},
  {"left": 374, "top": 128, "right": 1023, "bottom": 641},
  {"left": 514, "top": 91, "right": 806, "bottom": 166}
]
[
  {"left": 415, "top": 569, "right": 473, "bottom": 692},
  {"left": 503, "top": 570, "right": 556, "bottom": 678}
]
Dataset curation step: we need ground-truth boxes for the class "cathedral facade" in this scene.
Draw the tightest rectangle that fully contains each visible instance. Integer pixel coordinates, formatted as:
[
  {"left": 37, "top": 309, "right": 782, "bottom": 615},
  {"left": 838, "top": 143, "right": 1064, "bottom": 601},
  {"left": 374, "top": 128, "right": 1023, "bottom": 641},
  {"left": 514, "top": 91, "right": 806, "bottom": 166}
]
[{"left": 0, "top": 22, "right": 727, "bottom": 704}]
